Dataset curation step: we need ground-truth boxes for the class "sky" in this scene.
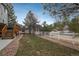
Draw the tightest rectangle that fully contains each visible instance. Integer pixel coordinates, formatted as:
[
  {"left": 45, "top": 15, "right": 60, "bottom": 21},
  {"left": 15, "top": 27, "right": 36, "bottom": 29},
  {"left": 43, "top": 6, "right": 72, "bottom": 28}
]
[{"left": 13, "top": 3, "right": 54, "bottom": 25}]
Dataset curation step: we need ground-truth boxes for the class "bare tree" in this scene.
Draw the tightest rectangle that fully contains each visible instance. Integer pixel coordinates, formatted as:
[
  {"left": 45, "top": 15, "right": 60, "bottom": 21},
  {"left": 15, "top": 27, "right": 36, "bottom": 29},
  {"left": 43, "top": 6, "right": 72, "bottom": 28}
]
[
  {"left": 23, "top": 10, "right": 38, "bottom": 34},
  {"left": 42, "top": 3, "right": 79, "bottom": 23},
  {"left": 42, "top": 3, "right": 79, "bottom": 31}
]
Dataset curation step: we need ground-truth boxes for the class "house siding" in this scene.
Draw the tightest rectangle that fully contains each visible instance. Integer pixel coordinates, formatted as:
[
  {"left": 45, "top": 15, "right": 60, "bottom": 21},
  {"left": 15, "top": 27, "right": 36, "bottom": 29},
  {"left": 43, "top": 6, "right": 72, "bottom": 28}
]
[{"left": 0, "top": 4, "right": 8, "bottom": 25}]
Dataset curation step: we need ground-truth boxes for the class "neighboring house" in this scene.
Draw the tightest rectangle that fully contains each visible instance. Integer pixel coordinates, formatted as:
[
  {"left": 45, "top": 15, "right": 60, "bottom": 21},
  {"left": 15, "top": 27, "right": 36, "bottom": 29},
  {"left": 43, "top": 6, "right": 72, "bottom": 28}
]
[
  {"left": 24, "top": 24, "right": 42, "bottom": 34},
  {"left": 0, "top": 3, "right": 18, "bottom": 38},
  {"left": 63, "top": 25, "right": 69, "bottom": 33},
  {"left": 0, "top": 4, "right": 8, "bottom": 25},
  {"left": 0, "top": 3, "right": 16, "bottom": 25}
]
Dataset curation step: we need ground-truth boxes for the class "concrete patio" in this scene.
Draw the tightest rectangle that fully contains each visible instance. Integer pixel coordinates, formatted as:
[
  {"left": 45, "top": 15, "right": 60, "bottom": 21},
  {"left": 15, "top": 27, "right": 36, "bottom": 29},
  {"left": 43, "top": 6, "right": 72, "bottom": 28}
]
[
  {"left": 0, "top": 39, "right": 13, "bottom": 51},
  {"left": 0, "top": 34, "right": 22, "bottom": 51},
  {"left": 0, "top": 34, "right": 23, "bottom": 56}
]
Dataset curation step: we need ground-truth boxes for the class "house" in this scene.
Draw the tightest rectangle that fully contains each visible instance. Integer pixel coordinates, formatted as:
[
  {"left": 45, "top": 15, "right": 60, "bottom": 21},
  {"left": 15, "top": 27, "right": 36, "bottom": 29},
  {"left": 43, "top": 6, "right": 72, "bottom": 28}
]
[
  {"left": 0, "top": 4, "right": 8, "bottom": 25},
  {"left": 0, "top": 3, "right": 20, "bottom": 39}
]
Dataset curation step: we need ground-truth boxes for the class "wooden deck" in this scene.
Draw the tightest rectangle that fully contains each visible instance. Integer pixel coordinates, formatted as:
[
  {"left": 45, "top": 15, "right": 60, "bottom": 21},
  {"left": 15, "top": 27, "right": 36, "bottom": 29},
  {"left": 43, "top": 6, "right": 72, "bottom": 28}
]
[{"left": 0, "top": 23, "right": 20, "bottom": 39}]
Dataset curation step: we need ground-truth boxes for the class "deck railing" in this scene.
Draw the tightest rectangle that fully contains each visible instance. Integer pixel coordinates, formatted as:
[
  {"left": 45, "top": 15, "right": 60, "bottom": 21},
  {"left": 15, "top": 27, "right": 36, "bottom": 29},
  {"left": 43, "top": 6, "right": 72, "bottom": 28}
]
[{"left": 2, "top": 25, "right": 7, "bottom": 38}]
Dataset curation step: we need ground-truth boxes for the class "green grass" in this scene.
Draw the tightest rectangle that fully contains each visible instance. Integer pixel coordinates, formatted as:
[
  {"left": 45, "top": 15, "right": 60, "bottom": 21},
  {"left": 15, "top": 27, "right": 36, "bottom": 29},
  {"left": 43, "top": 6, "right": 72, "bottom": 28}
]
[{"left": 16, "top": 34, "right": 79, "bottom": 56}]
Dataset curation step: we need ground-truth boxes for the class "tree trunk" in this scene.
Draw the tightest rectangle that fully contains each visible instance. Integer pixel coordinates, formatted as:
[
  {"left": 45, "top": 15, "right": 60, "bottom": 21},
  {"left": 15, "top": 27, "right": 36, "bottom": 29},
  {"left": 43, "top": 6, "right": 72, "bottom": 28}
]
[{"left": 29, "top": 26, "right": 31, "bottom": 34}]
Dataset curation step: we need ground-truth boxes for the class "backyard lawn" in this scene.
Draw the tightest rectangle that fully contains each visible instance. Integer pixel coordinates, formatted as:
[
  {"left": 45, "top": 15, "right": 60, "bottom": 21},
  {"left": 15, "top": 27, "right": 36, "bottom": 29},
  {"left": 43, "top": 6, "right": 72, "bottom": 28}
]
[{"left": 16, "top": 34, "right": 79, "bottom": 56}]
